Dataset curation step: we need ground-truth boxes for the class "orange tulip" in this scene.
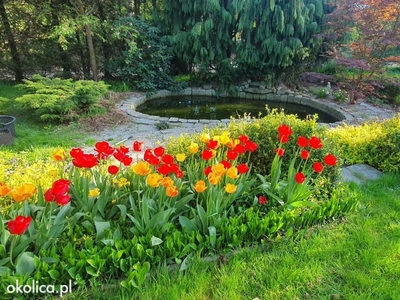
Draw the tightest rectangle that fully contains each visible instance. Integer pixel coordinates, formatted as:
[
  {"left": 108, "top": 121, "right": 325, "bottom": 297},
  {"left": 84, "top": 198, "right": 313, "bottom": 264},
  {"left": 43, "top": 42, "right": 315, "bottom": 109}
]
[
  {"left": 160, "top": 176, "right": 174, "bottom": 188},
  {"left": 226, "top": 138, "right": 240, "bottom": 149},
  {"left": 52, "top": 148, "right": 66, "bottom": 161},
  {"left": 166, "top": 185, "right": 178, "bottom": 197},
  {"left": 0, "top": 183, "right": 12, "bottom": 197},
  {"left": 212, "top": 163, "right": 226, "bottom": 176},
  {"left": 208, "top": 172, "right": 222, "bottom": 185},
  {"left": 194, "top": 180, "right": 207, "bottom": 193},
  {"left": 10, "top": 183, "right": 37, "bottom": 202}
]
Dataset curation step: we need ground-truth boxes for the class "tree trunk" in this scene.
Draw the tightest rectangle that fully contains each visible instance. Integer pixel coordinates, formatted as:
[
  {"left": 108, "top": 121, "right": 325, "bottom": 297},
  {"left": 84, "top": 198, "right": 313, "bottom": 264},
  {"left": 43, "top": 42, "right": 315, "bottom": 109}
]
[
  {"left": 96, "top": 0, "right": 112, "bottom": 79},
  {"left": 76, "top": 0, "right": 98, "bottom": 81},
  {"left": 84, "top": 24, "right": 98, "bottom": 81},
  {"left": 0, "top": 0, "right": 23, "bottom": 81}
]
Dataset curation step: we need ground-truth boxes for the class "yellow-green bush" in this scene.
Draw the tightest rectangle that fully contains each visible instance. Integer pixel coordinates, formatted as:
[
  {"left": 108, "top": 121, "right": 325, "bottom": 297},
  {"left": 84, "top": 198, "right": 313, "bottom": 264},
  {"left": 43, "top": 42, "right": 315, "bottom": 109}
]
[
  {"left": 0, "top": 149, "right": 64, "bottom": 204},
  {"left": 166, "top": 110, "right": 341, "bottom": 200},
  {"left": 326, "top": 114, "right": 400, "bottom": 173}
]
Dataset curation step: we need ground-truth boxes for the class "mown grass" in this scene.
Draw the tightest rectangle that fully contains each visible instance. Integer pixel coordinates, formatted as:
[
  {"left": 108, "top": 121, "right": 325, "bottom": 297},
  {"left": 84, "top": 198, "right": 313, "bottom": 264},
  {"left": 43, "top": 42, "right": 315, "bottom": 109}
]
[
  {"left": 59, "top": 174, "right": 400, "bottom": 300},
  {"left": 0, "top": 81, "right": 91, "bottom": 156}
]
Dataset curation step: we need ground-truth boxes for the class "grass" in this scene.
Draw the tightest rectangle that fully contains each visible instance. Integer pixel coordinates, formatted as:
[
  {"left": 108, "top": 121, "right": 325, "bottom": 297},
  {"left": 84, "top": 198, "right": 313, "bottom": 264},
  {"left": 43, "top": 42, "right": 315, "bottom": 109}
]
[
  {"left": 0, "top": 81, "right": 102, "bottom": 155},
  {"left": 58, "top": 174, "right": 400, "bottom": 300}
]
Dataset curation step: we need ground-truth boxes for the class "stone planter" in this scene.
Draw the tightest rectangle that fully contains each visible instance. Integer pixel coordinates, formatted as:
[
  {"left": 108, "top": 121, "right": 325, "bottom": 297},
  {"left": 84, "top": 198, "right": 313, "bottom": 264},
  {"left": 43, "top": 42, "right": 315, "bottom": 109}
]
[{"left": 0, "top": 115, "right": 16, "bottom": 145}]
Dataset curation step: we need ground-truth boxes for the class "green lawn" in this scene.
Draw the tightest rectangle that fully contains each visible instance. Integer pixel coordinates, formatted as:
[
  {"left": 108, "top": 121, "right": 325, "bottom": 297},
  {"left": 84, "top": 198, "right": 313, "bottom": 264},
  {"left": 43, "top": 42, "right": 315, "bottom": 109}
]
[
  {"left": 1, "top": 81, "right": 89, "bottom": 153},
  {"left": 60, "top": 174, "right": 400, "bottom": 300}
]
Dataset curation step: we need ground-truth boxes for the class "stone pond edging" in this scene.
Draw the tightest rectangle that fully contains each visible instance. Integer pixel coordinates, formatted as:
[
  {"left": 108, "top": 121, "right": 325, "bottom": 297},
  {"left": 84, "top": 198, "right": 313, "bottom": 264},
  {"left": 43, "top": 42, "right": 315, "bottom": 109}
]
[{"left": 118, "top": 87, "right": 396, "bottom": 128}]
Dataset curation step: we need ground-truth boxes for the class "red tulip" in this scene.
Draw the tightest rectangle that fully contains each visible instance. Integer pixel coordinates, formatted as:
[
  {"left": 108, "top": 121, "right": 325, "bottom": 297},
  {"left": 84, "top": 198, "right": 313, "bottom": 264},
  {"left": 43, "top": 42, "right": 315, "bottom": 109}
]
[
  {"left": 202, "top": 149, "right": 214, "bottom": 160},
  {"left": 313, "top": 162, "right": 324, "bottom": 173},
  {"left": 133, "top": 141, "right": 144, "bottom": 152},
  {"left": 295, "top": 172, "right": 306, "bottom": 184},
  {"left": 108, "top": 165, "right": 120, "bottom": 175},
  {"left": 227, "top": 149, "right": 239, "bottom": 160},
  {"left": 244, "top": 141, "right": 258, "bottom": 152},
  {"left": 238, "top": 134, "right": 249, "bottom": 143},
  {"left": 258, "top": 195, "right": 268, "bottom": 205},
  {"left": 237, "top": 163, "right": 249, "bottom": 174},
  {"left": 309, "top": 136, "right": 323, "bottom": 149},
  {"left": 297, "top": 136, "right": 308, "bottom": 148},
  {"left": 221, "top": 160, "right": 232, "bottom": 169},
  {"left": 275, "top": 148, "right": 285, "bottom": 157},
  {"left": 324, "top": 154, "right": 337, "bottom": 166},
  {"left": 7, "top": 216, "right": 32, "bottom": 235},
  {"left": 154, "top": 146, "right": 165, "bottom": 157},
  {"left": 300, "top": 150, "right": 310, "bottom": 160}
]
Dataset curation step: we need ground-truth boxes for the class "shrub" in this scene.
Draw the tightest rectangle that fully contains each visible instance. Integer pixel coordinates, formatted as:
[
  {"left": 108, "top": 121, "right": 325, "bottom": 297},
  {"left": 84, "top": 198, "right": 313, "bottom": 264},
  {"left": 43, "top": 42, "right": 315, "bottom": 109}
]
[
  {"left": 326, "top": 115, "right": 400, "bottom": 173},
  {"left": 107, "top": 18, "right": 174, "bottom": 93},
  {"left": 333, "top": 89, "right": 348, "bottom": 103},
  {"left": 15, "top": 75, "right": 109, "bottom": 123},
  {"left": 309, "top": 86, "right": 330, "bottom": 98},
  {"left": 167, "top": 110, "right": 341, "bottom": 200}
]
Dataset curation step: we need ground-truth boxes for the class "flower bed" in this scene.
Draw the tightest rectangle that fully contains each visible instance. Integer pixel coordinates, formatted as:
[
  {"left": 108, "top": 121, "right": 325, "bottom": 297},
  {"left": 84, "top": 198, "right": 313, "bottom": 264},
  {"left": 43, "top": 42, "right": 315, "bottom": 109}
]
[{"left": 0, "top": 122, "right": 358, "bottom": 296}]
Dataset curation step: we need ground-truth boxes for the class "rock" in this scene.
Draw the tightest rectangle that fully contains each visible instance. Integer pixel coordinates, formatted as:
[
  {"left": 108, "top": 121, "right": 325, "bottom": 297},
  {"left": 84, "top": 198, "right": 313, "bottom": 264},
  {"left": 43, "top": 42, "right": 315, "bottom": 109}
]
[{"left": 340, "top": 164, "right": 383, "bottom": 184}]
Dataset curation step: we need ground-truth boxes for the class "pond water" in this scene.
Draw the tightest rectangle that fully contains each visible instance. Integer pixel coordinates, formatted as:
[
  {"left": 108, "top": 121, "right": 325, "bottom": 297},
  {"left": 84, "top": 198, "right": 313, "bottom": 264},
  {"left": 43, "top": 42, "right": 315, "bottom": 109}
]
[{"left": 136, "top": 96, "right": 341, "bottom": 123}]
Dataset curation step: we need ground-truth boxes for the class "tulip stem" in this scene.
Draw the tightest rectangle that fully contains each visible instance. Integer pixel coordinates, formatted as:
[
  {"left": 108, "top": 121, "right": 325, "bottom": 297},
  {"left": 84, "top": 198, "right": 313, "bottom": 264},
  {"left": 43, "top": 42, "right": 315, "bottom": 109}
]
[{"left": 9, "top": 235, "right": 17, "bottom": 267}]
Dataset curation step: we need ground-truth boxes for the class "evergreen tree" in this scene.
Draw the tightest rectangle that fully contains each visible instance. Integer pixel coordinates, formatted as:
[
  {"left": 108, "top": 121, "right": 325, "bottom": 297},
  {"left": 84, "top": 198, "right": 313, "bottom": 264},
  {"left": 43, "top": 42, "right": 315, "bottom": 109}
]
[{"left": 162, "top": 0, "right": 328, "bottom": 84}]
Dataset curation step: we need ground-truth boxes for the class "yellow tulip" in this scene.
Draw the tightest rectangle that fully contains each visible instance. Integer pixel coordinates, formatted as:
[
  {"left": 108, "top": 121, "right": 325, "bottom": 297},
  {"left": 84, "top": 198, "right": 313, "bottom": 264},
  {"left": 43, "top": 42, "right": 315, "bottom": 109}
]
[
  {"left": 88, "top": 188, "right": 100, "bottom": 197},
  {"left": 146, "top": 173, "right": 162, "bottom": 187},
  {"left": 225, "top": 183, "right": 237, "bottom": 194},
  {"left": 188, "top": 142, "right": 199, "bottom": 154},
  {"left": 166, "top": 185, "right": 179, "bottom": 197},
  {"left": 10, "top": 183, "right": 37, "bottom": 202},
  {"left": 52, "top": 148, "right": 66, "bottom": 161},
  {"left": 132, "top": 161, "right": 152, "bottom": 176},
  {"left": 194, "top": 180, "right": 207, "bottom": 193},
  {"left": 200, "top": 133, "right": 210, "bottom": 143},
  {"left": 226, "top": 166, "right": 239, "bottom": 179},
  {"left": 219, "top": 131, "right": 231, "bottom": 145},
  {"left": 113, "top": 177, "right": 130, "bottom": 188},
  {"left": 176, "top": 153, "right": 187, "bottom": 162},
  {"left": 208, "top": 172, "right": 222, "bottom": 185}
]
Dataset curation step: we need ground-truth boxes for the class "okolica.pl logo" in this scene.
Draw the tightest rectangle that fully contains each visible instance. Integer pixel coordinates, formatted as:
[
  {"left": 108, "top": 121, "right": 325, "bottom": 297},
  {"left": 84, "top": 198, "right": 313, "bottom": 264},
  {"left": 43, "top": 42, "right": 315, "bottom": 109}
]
[{"left": 6, "top": 280, "right": 72, "bottom": 297}]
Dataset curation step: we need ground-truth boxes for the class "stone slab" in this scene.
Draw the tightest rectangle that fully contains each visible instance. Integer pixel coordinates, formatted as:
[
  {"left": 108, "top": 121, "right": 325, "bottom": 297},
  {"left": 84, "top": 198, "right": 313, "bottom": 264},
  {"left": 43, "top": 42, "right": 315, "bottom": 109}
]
[{"left": 340, "top": 164, "right": 383, "bottom": 184}]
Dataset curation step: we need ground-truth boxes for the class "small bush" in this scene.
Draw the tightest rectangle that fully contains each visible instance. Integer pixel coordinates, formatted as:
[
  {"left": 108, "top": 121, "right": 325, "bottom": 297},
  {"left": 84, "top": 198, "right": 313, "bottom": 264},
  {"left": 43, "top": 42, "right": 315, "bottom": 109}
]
[
  {"left": 309, "top": 86, "right": 330, "bottom": 98},
  {"left": 333, "top": 89, "right": 348, "bottom": 103},
  {"left": 327, "top": 115, "right": 400, "bottom": 173},
  {"left": 15, "top": 75, "right": 109, "bottom": 123}
]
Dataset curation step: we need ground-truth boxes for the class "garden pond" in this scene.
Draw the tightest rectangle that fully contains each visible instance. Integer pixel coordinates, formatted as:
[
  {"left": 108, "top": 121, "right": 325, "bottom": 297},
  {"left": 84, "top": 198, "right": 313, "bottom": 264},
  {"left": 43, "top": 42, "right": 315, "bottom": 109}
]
[{"left": 136, "top": 95, "right": 341, "bottom": 123}]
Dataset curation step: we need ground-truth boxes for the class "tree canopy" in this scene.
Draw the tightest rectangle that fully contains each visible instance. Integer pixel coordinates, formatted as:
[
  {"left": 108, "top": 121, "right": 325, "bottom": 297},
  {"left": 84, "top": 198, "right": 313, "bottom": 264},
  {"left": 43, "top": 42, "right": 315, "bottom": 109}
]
[{"left": 5, "top": 0, "right": 393, "bottom": 89}]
